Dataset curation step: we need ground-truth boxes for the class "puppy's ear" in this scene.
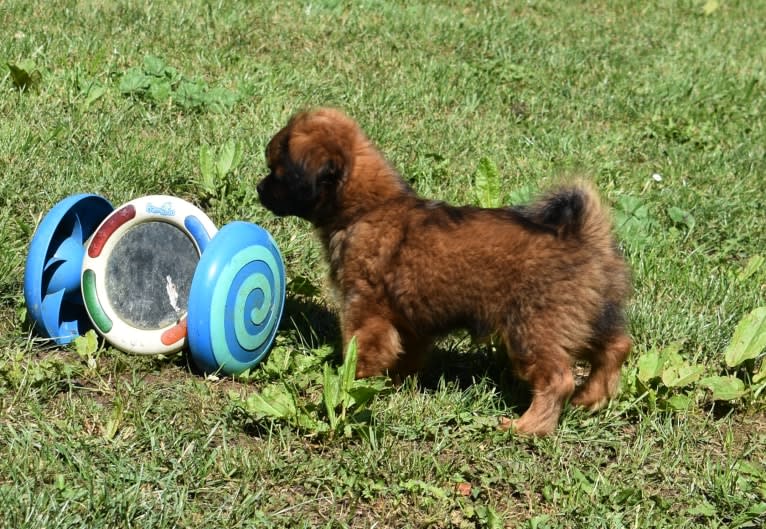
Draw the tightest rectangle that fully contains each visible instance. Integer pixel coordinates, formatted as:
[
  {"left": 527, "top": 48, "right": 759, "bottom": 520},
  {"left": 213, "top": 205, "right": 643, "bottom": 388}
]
[
  {"left": 314, "top": 148, "right": 349, "bottom": 185},
  {"left": 291, "top": 133, "right": 350, "bottom": 187}
]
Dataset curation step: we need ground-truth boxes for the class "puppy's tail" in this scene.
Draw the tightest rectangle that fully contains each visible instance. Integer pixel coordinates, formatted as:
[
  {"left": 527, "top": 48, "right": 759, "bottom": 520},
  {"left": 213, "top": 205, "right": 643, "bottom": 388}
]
[{"left": 522, "top": 182, "right": 614, "bottom": 243}]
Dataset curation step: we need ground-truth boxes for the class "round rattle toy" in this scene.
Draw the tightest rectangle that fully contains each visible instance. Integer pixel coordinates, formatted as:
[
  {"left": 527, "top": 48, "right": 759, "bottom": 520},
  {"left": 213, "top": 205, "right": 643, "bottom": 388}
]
[
  {"left": 81, "top": 195, "right": 218, "bottom": 355},
  {"left": 24, "top": 193, "right": 286, "bottom": 375}
]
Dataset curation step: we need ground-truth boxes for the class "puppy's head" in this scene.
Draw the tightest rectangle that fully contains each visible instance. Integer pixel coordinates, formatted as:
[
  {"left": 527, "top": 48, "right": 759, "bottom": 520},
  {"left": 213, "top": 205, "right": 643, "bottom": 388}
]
[{"left": 257, "top": 108, "right": 358, "bottom": 223}]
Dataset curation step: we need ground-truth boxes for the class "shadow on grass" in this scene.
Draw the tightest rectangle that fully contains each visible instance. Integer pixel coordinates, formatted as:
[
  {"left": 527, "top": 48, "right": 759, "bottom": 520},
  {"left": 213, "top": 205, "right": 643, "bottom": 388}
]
[
  {"left": 281, "top": 294, "right": 343, "bottom": 353},
  {"left": 419, "top": 343, "right": 533, "bottom": 414},
  {"left": 280, "top": 294, "right": 532, "bottom": 414}
]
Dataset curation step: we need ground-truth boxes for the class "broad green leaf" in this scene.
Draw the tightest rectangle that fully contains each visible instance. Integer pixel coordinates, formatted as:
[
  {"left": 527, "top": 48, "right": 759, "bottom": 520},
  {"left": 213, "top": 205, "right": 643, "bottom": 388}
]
[
  {"left": 244, "top": 384, "right": 297, "bottom": 419},
  {"left": 571, "top": 468, "right": 593, "bottom": 488},
  {"left": 687, "top": 502, "right": 716, "bottom": 517},
  {"left": 481, "top": 505, "right": 504, "bottom": 529},
  {"left": 401, "top": 479, "right": 450, "bottom": 500},
  {"left": 724, "top": 307, "right": 766, "bottom": 367},
  {"left": 487, "top": 508, "right": 504, "bottom": 529},
  {"left": 699, "top": 375, "right": 746, "bottom": 401},
  {"left": 119, "top": 68, "right": 151, "bottom": 94},
  {"left": 347, "top": 383, "right": 385, "bottom": 408},
  {"left": 216, "top": 139, "right": 243, "bottom": 177},
  {"left": 614, "top": 195, "right": 652, "bottom": 246},
  {"left": 738, "top": 255, "right": 764, "bottom": 282},
  {"left": 162, "top": 65, "right": 181, "bottom": 83},
  {"left": 637, "top": 349, "right": 663, "bottom": 382},
  {"left": 665, "top": 393, "right": 693, "bottom": 410},
  {"left": 296, "top": 413, "right": 329, "bottom": 432},
  {"left": 616, "top": 195, "right": 650, "bottom": 221},
  {"left": 638, "top": 341, "right": 684, "bottom": 383},
  {"left": 8, "top": 60, "right": 42, "bottom": 90},
  {"left": 754, "top": 360, "right": 766, "bottom": 383},
  {"left": 143, "top": 55, "right": 167, "bottom": 77},
  {"left": 149, "top": 80, "right": 172, "bottom": 104},
  {"left": 74, "top": 329, "right": 99, "bottom": 358},
  {"left": 529, "top": 515, "right": 552, "bottom": 529},
  {"left": 259, "top": 345, "right": 291, "bottom": 376},
  {"left": 175, "top": 80, "right": 207, "bottom": 109},
  {"left": 508, "top": 184, "right": 536, "bottom": 206},
  {"left": 474, "top": 156, "right": 501, "bottom": 208},
  {"left": 311, "top": 344, "right": 336, "bottom": 363},
  {"left": 341, "top": 337, "right": 359, "bottom": 399},
  {"left": 659, "top": 340, "right": 685, "bottom": 368},
  {"left": 322, "top": 361, "right": 339, "bottom": 410},
  {"left": 205, "top": 86, "right": 240, "bottom": 112},
  {"left": 82, "top": 82, "right": 106, "bottom": 108},
  {"left": 198, "top": 144, "right": 216, "bottom": 192},
  {"left": 289, "top": 352, "right": 323, "bottom": 375},
  {"left": 322, "top": 361, "right": 339, "bottom": 427},
  {"left": 667, "top": 206, "right": 695, "bottom": 231},
  {"left": 745, "top": 502, "right": 766, "bottom": 518},
  {"left": 612, "top": 487, "right": 642, "bottom": 506},
  {"left": 232, "top": 140, "right": 244, "bottom": 170},
  {"left": 102, "top": 400, "right": 124, "bottom": 441},
  {"left": 734, "top": 460, "right": 765, "bottom": 478},
  {"left": 662, "top": 363, "right": 704, "bottom": 388}
]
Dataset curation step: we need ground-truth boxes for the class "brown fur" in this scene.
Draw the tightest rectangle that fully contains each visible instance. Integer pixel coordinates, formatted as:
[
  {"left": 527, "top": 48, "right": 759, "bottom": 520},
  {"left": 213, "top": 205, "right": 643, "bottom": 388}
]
[{"left": 257, "top": 108, "right": 631, "bottom": 435}]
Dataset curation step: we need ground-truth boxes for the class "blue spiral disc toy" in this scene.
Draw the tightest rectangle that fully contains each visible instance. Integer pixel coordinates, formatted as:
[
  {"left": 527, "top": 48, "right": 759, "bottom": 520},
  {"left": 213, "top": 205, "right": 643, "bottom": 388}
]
[
  {"left": 187, "top": 221, "right": 286, "bottom": 375},
  {"left": 24, "top": 194, "right": 114, "bottom": 344}
]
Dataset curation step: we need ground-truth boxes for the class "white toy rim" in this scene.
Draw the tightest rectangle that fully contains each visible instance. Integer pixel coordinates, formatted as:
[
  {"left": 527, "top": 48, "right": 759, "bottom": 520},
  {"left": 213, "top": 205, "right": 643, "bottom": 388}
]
[{"left": 81, "top": 195, "right": 218, "bottom": 355}]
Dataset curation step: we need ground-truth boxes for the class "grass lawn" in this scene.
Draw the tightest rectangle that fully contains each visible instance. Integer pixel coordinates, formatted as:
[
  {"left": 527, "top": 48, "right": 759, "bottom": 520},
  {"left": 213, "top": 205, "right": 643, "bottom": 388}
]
[{"left": 1, "top": 1, "right": 765, "bottom": 527}]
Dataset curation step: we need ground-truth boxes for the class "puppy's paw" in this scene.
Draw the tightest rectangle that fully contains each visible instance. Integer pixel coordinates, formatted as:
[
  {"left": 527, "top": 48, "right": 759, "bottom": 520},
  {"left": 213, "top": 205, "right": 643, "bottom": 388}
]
[
  {"left": 570, "top": 389, "right": 609, "bottom": 411},
  {"left": 498, "top": 416, "right": 514, "bottom": 431},
  {"left": 498, "top": 415, "right": 555, "bottom": 437}
]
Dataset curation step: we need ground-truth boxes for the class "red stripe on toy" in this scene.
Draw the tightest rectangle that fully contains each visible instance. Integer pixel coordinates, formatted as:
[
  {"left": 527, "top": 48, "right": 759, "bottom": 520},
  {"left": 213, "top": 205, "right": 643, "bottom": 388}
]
[
  {"left": 88, "top": 204, "right": 136, "bottom": 258},
  {"left": 161, "top": 318, "right": 187, "bottom": 346}
]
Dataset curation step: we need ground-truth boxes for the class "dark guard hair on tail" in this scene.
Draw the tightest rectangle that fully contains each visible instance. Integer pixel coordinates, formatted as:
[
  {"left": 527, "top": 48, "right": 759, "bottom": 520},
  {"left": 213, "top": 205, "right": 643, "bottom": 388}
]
[{"left": 515, "top": 185, "right": 595, "bottom": 239}]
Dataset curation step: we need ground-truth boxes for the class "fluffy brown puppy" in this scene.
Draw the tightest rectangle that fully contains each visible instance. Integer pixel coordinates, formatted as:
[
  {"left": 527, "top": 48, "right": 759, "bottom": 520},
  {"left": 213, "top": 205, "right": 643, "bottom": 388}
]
[{"left": 257, "top": 108, "right": 631, "bottom": 435}]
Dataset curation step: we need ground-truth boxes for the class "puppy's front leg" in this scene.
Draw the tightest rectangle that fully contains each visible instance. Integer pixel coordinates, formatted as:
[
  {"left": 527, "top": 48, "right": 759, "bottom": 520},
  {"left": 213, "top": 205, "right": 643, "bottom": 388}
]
[{"left": 342, "top": 313, "right": 403, "bottom": 378}]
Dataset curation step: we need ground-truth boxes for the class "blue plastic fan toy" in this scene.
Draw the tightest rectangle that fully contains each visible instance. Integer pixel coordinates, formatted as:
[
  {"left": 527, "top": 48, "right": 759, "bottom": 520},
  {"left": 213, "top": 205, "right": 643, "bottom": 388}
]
[{"left": 24, "top": 194, "right": 114, "bottom": 344}]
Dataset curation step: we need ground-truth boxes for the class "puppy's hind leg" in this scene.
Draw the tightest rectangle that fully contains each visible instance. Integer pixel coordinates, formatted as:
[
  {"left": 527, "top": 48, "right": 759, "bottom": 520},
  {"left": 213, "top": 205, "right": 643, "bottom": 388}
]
[
  {"left": 501, "top": 334, "right": 575, "bottom": 436},
  {"left": 572, "top": 334, "right": 631, "bottom": 410}
]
